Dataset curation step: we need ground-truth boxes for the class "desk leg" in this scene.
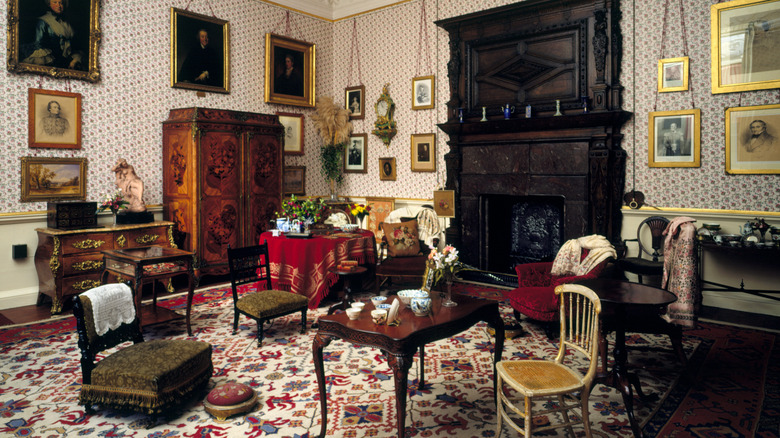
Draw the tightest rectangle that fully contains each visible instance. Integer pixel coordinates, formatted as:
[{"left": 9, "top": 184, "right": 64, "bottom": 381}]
[
  {"left": 186, "top": 260, "right": 195, "bottom": 336},
  {"left": 133, "top": 268, "right": 144, "bottom": 329},
  {"left": 387, "top": 353, "right": 414, "bottom": 438},
  {"left": 418, "top": 346, "right": 425, "bottom": 388},
  {"left": 313, "top": 333, "right": 334, "bottom": 438},
  {"left": 612, "top": 308, "right": 643, "bottom": 438}
]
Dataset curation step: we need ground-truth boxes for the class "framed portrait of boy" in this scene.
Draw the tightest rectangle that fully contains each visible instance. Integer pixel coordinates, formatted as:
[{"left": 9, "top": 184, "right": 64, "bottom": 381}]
[
  {"left": 725, "top": 103, "right": 780, "bottom": 174},
  {"left": 265, "top": 34, "right": 315, "bottom": 107},
  {"left": 411, "top": 75, "right": 434, "bottom": 110},
  {"left": 379, "top": 157, "right": 396, "bottom": 181},
  {"left": 277, "top": 112, "right": 304, "bottom": 155},
  {"left": 28, "top": 88, "right": 82, "bottom": 149},
  {"left": 411, "top": 133, "right": 435, "bottom": 172},
  {"left": 658, "top": 57, "right": 688, "bottom": 92},
  {"left": 345, "top": 85, "right": 365, "bottom": 120},
  {"left": 7, "top": 0, "right": 101, "bottom": 83},
  {"left": 344, "top": 134, "right": 367, "bottom": 174},
  {"left": 170, "top": 8, "right": 230, "bottom": 94},
  {"left": 648, "top": 109, "right": 701, "bottom": 168}
]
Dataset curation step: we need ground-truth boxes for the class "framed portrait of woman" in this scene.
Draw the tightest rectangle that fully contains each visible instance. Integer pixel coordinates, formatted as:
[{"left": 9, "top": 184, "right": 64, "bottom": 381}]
[
  {"left": 7, "top": 0, "right": 101, "bottom": 82},
  {"left": 171, "top": 8, "right": 230, "bottom": 94}
]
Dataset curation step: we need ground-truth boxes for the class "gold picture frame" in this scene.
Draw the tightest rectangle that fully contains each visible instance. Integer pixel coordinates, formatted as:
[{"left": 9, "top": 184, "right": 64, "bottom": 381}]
[
  {"left": 344, "top": 133, "right": 367, "bottom": 174},
  {"left": 433, "top": 190, "right": 455, "bottom": 218},
  {"left": 264, "top": 34, "right": 315, "bottom": 107},
  {"left": 411, "top": 75, "right": 434, "bottom": 110},
  {"left": 711, "top": 0, "right": 780, "bottom": 94},
  {"left": 283, "top": 166, "right": 306, "bottom": 195},
  {"left": 648, "top": 109, "right": 701, "bottom": 168},
  {"left": 379, "top": 157, "right": 396, "bottom": 181},
  {"left": 170, "top": 8, "right": 230, "bottom": 94},
  {"left": 411, "top": 133, "right": 436, "bottom": 172},
  {"left": 725, "top": 103, "right": 780, "bottom": 174},
  {"left": 658, "top": 57, "right": 689, "bottom": 92},
  {"left": 20, "top": 156, "right": 87, "bottom": 202},
  {"left": 28, "top": 88, "right": 82, "bottom": 149},
  {"left": 345, "top": 85, "right": 365, "bottom": 120},
  {"left": 277, "top": 112, "right": 304, "bottom": 156},
  {"left": 7, "top": 0, "right": 101, "bottom": 82}
]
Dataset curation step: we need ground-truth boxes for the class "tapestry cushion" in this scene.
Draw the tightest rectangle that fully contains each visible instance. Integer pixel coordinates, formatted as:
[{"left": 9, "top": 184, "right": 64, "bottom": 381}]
[
  {"left": 236, "top": 290, "right": 308, "bottom": 319},
  {"left": 207, "top": 382, "right": 254, "bottom": 406},
  {"left": 381, "top": 219, "right": 421, "bottom": 257}
]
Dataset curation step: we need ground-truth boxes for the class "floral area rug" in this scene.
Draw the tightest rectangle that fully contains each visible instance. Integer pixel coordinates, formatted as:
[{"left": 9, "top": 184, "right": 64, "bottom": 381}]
[{"left": 0, "top": 282, "right": 740, "bottom": 438}]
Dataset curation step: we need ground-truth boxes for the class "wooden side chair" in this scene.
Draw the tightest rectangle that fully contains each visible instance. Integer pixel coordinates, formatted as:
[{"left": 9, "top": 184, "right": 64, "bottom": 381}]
[
  {"left": 73, "top": 283, "right": 212, "bottom": 417},
  {"left": 496, "top": 283, "right": 602, "bottom": 438},
  {"left": 617, "top": 216, "right": 670, "bottom": 284},
  {"left": 227, "top": 244, "right": 308, "bottom": 346}
]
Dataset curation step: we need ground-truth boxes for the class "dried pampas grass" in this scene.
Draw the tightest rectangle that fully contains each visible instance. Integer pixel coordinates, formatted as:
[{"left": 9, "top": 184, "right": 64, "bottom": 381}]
[{"left": 311, "top": 96, "right": 352, "bottom": 145}]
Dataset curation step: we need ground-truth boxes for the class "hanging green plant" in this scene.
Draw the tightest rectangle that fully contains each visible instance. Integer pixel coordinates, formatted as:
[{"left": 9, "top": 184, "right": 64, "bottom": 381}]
[
  {"left": 319, "top": 143, "right": 345, "bottom": 184},
  {"left": 310, "top": 96, "right": 352, "bottom": 190}
]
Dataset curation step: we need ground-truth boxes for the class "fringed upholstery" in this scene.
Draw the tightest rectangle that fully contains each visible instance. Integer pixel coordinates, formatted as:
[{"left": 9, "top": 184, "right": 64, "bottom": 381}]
[{"left": 236, "top": 289, "right": 308, "bottom": 319}]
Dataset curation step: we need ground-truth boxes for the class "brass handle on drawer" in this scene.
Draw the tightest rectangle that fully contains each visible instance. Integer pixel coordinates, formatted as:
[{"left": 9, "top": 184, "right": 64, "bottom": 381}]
[
  {"left": 72, "top": 239, "right": 105, "bottom": 250},
  {"left": 73, "top": 279, "right": 102, "bottom": 291},
  {"left": 72, "top": 260, "right": 104, "bottom": 271},
  {"left": 136, "top": 234, "right": 160, "bottom": 244}
]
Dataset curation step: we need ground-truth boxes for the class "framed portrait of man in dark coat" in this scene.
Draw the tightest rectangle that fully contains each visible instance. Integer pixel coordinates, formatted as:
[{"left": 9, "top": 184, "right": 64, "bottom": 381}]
[{"left": 171, "top": 8, "right": 229, "bottom": 94}]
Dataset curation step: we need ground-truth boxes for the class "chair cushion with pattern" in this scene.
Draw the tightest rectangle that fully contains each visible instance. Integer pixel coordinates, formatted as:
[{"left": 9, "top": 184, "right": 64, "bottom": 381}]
[
  {"left": 381, "top": 219, "right": 421, "bottom": 257},
  {"left": 236, "top": 290, "right": 308, "bottom": 319}
]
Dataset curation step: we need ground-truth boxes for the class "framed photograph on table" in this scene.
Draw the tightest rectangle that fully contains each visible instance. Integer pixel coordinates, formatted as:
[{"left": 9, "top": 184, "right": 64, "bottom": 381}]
[
  {"left": 658, "top": 57, "right": 689, "bottom": 92},
  {"left": 711, "top": 0, "right": 780, "bottom": 94},
  {"left": 283, "top": 166, "right": 306, "bottom": 195},
  {"left": 648, "top": 109, "right": 701, "bottom": 168},
  {"left": 379, "top": 157, "right": 396, "bottom": 181},
  {"left": 344, "top": 134, "right": 367, "bottom": 174},
  {"left": 411, "top": 133, "right": 436, "bottom": 172},
  {"left": 170, "top": 8, "right": 230, "bottom": 94},
  {"left": 28, "top": 88, "right": 82, "bottom": 149},
  {"left": 7, "top": 0, "right": 101, "bottom": 83},
  {"left": 345, "top": 85, "right": 365, "bottom": 120},
  {"left": 411, "top": 75, "right": 434, "bottom": 110},
  {"left": 277, "top": 112, "right": 304, "bottom": 155},
  {"left": 20, "top": 156, "right": 87, "bottom": 202},
  {"left": 725, "top": 103, "right": 780, "bottom": 174},
  {"left": 264, "top": 34, "right": 315, "bottom": 107}
]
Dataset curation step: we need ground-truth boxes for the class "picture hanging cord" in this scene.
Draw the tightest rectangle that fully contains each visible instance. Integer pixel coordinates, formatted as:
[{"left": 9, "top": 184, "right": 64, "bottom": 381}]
[
  {"left": 348, "top": 19, "right": 364, "bottom": 87},
  {"left": 630, "top": 0, "right": 637, "bottom": 193},
  {"left": 273, "top": 10, "right": 303, "bottom": 40},
  {"left": 183, "top": 0, "right": 216, "bottom": 17},
  {"left": 415, "top": 0, "right": 432, "bottom": 78}
]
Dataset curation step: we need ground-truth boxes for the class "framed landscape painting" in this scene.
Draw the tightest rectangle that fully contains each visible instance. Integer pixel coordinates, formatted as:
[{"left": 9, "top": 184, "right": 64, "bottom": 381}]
[
  {"left": 283, "top": 166, "right": 306, "bottom": 195},
  {"left": 20, "top": 156, "right": 86, "bottom": 202},
  {"left": 648, "top": 109, "right": 701, "bottom": 168},
  {"left": 28, "top": 88, "right": 82, "bottom": 149},
  {"left": 277, "top": 112, "right": 304, "bottom": 155},
  {"left": 725, "top": 103, "right": 780, "bottom": 174},
  {"left": 170, "top": 8, "right": 230, "bottom": 94},
  {"left": 264, "top": 34, "right": 315, "bottom": 107}
]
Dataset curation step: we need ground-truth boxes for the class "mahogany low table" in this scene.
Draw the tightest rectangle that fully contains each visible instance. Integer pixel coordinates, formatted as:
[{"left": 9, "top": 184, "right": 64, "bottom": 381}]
[{"left": 313, "top": 293, "right": 504, "bottom": 438}]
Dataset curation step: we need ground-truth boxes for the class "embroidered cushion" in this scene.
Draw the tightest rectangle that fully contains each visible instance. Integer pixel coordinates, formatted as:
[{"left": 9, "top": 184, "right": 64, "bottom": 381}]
[
  {"left": 381, "top": 219, "right": 421, "bottom": 257},
  {"left": 207, "top": 382, "right": 254, "bottom": 406}
]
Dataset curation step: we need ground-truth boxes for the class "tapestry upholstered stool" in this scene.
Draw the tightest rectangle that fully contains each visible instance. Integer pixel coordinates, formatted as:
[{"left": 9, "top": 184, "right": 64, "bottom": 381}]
[{"left": 203, "top": 381, "right": 257, "bottom": 420}]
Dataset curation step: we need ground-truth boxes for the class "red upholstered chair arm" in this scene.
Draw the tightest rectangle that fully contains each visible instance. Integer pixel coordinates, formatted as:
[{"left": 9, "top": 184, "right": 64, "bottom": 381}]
[
  {"left": 550, "top": 258, "right": 609, "bottom": 286},
  {"left": 515, "top": 262, "right": 555, "bottom": 287}
]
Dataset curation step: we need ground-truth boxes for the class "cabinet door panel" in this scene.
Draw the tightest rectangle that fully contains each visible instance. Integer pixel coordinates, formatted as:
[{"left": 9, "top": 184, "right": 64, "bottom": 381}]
[
  {"left": 200, "top": 131, "right": 241, "bottom": 198},
  {"left": 200, "top": 197, "right": 239, "bottom": 270},
  {"left": 162, "top": 129, "right": 193, "bottom": 197},
  {"left": 245, "top": 133, "right": 281, "bottom": 246}
]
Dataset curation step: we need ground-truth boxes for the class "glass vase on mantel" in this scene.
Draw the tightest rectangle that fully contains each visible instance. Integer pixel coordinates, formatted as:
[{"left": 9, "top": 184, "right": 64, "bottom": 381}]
[
  {"left": 329, "top": 178, "right": 339, "bottom": 201},
  {"left": 441, "top": 274, "right": 458, "bottom": 307},
  {"left": 111, "top": 209, "right": 118, "bottom": 226}
]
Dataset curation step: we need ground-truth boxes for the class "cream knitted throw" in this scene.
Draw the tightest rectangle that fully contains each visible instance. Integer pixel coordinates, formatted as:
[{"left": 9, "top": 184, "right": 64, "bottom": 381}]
[
  {"left": 83, "top": 283, "right": 136, "bottom": 336},
  {"left": 550, "top": 234, "right": 617, "bottom": 276}
]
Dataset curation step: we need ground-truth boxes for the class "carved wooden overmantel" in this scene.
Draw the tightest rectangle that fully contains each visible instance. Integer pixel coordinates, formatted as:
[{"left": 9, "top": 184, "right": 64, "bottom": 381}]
[{"left": 436, "top": 0, "right": 630, "bottom": 270}]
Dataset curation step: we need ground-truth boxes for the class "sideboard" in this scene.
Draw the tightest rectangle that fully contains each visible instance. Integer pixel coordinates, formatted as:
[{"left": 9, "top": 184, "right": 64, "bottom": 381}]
[{"left": 34, "top": 221, "right": 176, "bottom": 314}]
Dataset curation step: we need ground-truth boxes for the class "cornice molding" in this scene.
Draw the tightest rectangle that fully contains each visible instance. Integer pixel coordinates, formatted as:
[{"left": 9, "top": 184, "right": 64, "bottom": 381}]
[{"left": 258, "top": 0, "right": 408, "bottom": 21}]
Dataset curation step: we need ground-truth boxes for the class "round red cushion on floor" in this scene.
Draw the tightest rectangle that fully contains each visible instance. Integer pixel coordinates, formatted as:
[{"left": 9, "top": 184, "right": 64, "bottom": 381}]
[{"left": 207, "top": 382, "right": 254, "bottom": 406}]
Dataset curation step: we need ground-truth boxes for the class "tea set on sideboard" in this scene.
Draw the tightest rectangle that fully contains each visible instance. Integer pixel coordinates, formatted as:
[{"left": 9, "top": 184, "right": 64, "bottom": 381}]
[{"left": 697, "top": 218, "right": 780, "bottom": 248}]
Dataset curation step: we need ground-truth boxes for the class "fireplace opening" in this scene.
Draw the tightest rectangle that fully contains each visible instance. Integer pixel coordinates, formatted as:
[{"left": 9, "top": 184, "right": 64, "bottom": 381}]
[{"left": 479, "top": 194, "right": 565, "bottom": 273}]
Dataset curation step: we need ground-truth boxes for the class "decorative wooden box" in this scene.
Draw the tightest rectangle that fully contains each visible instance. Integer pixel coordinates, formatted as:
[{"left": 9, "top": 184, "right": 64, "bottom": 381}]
[{"left": 46, "top": 202, "right": 98, "bottom": 230}]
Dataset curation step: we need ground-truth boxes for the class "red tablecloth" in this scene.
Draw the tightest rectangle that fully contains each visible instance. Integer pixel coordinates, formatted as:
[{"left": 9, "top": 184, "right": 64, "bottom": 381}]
[{"left": 260, "top": 230, "right": 376, "bottom": 309}]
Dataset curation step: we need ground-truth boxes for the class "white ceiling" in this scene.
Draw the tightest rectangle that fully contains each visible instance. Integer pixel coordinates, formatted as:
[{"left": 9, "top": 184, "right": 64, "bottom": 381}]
[{"left": 261, "top": 0, "right": 406, "bottom": 21}]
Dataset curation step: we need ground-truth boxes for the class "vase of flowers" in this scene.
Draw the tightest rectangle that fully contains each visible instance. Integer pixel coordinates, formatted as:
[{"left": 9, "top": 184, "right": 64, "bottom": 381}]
[
  {"left": 311, "top": 96, "right": 353, "bottom": 200},
  {"left": 277, "top": 195, "right": 326, "bottom": 232},
  {"left": 98, "top": 189, "right": 129, "bottom": 225},
  {"left": 349, "top": 203, "right": 371, "bottom": 229},
  {"left": 428, "top": 245, "right": 462, "bottom": 307}
]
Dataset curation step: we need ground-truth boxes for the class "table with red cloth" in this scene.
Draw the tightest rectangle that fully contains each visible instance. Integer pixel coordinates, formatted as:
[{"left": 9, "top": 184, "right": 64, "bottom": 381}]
[{"left": 259, "top": 230, "right": 376, "bottom": 309}]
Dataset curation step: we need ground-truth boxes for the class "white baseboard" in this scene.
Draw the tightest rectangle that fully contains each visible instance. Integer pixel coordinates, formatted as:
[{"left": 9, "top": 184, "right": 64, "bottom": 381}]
[
  {"left": 703, "top": 291, "right": 780, "bottom": 317},
  {"left": 0, "top": 287, "right": 40, "bottom": 311}
]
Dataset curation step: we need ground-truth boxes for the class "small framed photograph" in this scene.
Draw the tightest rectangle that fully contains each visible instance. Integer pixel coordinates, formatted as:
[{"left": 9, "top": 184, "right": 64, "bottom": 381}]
[
  {"left": 658, "top": 57, "right": 689, "bottom": 92},
  {"left": 648, "top": 109, "right": 701, "bottom": 168},
  {"left": 411, "top": 75, "right": 434, "bottom": 110},
  {"left": 28, "top": 88, "right": 82, "bottom": 149},
  {"left": 379, "top": 157, "right": 396, "bottom": 181},
  {"left": 283, "top": 166, "right": 306, "bottom": 195},
  {"left": 20, "top": 156, "right": 87, "bottom": 202},
  {"left": 264, "top": 33, "right": 315, "bottom": 107},
  {"left": 277, "top": 112, "right": 304, "bottom": 155},
  {"left": 411, "top": 133, "right": 436, "bottom": 172},
  {"left": 345, "top": 85, "right": 365, "bottom": 120},
  {"left": 7, "top": 0, "right": 101, "bottom": 83},
  {"left": 725, "top": 103, "right": 780, "bottom": 174},
  {"left": 711, "top": 0, "right": 780, "bottom": 94},
  {"left": 170, "top": 8, "right": 230, "bottom": 94},
  {"left": 433, "top": 190, "right": 455, "bottom": 218},
  {"left": 344, "top": 134, "right": 367, "bottom": 174}
]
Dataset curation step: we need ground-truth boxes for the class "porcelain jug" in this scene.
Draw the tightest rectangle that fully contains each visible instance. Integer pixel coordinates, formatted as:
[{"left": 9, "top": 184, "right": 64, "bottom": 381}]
[{"left": 739, "top": 221, "right": 754, "bottom": 237}]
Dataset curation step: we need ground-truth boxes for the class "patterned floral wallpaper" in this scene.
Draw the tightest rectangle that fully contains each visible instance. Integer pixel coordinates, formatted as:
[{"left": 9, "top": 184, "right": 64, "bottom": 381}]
[{"left": 1, "top": 0, "right": 777, "bottom": 214}]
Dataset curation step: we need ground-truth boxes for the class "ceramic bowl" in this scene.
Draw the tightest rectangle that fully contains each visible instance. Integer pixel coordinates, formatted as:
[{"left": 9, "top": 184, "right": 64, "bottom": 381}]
[
  {"left": 396, "top": 289, "right": 429, "bottom": 305},
  {"left": 375, "top": 303, "right": 392, "bottom": 310},
  {"left": 350, "top": 302, "right": 365, "bottom": 311},
  {"left": 702, "top": 223, "right": 721, "bottom": 231},
  {"left": 371, "top": 309, "right": 387, "bottom": 324},
  {"left": 720, "top": 234, "right": 741, "bottom": 243},
  {"left": 371, "top": 296, "right": 387, "bottom": 307},
  {"left": 345, "top": 308, "right": 361, "bottom": 320},
  {"left": 410, "top": 297, "right": 432, "bottom": 316}
]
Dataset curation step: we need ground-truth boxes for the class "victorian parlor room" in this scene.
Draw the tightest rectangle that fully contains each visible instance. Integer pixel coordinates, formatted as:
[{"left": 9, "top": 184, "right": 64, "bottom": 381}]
[{"left": 0, "top": 0, "right": 778, "bottom": 437}]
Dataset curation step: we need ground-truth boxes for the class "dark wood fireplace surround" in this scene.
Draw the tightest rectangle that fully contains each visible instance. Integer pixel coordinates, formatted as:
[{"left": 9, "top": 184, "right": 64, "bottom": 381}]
[{"left": 436, "top": 0, "right": 630, "bottom": 271}]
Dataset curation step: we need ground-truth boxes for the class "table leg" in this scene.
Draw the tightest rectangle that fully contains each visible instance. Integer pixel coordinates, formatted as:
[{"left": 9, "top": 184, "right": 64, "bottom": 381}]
[
  {"left": 313, "top": 333, "right": 334, "bottom": 438},
  {"left": 489, "top": 313, "right": 505, "bottom": 399},
  {"left": 612, "top": 307, "right": 644, "bottom": 438},
  {"left": 186, "top": 260, "right": 194, "bottom": 336},
  {"left": 387, "top": 353, "right": 414, "bottom": 438},
  {"left": 418, "top": 346, "right": 425, "bottom": 388}
]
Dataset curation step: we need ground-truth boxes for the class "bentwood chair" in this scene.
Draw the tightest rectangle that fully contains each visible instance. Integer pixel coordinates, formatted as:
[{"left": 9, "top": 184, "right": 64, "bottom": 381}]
[
  {"left": 227, "top": 244, "right": 308, "bottom": 346},
  {"left": 496, "top": 284, "right": 602, "bottom": 438},
  {"left": 73, "top": 283, "right": 213, "bottom": 417}
]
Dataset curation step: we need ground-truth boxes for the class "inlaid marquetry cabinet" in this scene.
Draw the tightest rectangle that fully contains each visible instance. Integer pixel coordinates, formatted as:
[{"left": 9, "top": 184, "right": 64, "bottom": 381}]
[
  {"left": 162, "top": 107, "right": 283, "bottom": 278},
  {"left": 34, "top": 221, "right": 176, "bottom": 314}
]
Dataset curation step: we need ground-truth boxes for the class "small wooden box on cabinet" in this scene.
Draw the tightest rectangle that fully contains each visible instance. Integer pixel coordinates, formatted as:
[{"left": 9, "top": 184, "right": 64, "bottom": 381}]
[{"left": 46, "top": 202, "right": 98, "bottom": 230}]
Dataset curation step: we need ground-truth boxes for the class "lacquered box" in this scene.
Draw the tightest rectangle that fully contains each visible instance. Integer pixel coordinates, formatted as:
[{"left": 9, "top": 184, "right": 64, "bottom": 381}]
[{"left": 46, "top": 202, "right": 98, "bottom": 230}]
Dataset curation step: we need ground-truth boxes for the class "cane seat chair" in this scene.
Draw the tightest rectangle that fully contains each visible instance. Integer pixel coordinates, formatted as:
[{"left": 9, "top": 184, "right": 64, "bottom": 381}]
[
  {"left": 617, "top": 216, "right": 670, "bottom": 284},
  {"left": 496, "top": 284, "right": 602, "bottom": 438},
  {"left": 73, "top": 283, "right": 213, "bottom": 416},
  {"left": 227, "top": 244, "right": 308, "bottom": 346}
]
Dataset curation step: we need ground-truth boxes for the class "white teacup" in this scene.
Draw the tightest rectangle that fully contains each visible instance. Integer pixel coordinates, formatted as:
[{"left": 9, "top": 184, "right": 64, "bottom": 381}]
[
  {"left": 346, "top": 308, "right": 361, "bottom": 320},
  {"left": 350, "top": 302, "right": 365, "bottom": 311},
  {"left": 371, "top": 309, "right": 387, "bottom": 324},
  {"left": 410, "top": 297, "right": 432, "bottom": 316}
]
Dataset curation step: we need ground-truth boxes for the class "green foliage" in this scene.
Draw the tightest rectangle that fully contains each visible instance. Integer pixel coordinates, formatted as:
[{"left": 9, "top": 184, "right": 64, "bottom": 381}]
[{"left": 319, "top": 143, "right": 345, "bottom": 185}]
